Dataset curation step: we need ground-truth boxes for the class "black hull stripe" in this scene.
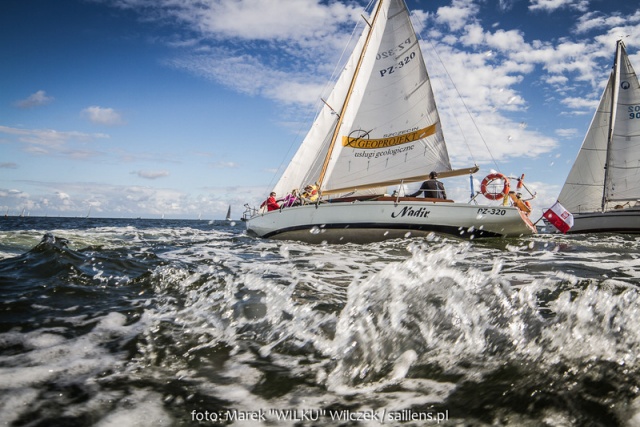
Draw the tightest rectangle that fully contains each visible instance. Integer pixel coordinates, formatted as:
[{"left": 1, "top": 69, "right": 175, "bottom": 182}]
[{"left": 260, "top": 222, "right": 504, "bottom": 240}]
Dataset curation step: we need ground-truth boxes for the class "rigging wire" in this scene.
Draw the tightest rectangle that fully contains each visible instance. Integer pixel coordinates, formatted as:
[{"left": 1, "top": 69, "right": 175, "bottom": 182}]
[
  {"left": 411, "top": 14, "right": 501, "bottom": 173},
  {"left": 427, "top": 40, "right": 502, "bottom": 172}
]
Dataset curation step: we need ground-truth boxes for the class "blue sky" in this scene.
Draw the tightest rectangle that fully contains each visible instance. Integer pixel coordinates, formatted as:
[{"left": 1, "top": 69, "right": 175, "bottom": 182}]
[{"left": 1, "top": 0, "right": 639, "bottom": 220}]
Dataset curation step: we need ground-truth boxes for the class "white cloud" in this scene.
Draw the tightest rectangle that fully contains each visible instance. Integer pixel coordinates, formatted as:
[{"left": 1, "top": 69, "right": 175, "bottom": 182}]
[
  {"left": 169, "top": 51, "right": 329, "bottom": 107},
  {"left": 0, "top": 125, "right": 110, "bottom": 160},
  {"left": 14, "top": 90, "right": 54, "bottom": 108},
  {"left": 485, "top": 29, "right": 527, "bottom": 52},
  {"left": 107, "top": 0, "right": 361, "bottom": 42},
  {"left": 544, "top": 74, "right": 569, "bottom": 85},
  {"left": 1, "top": 180, "right": 257, "bottom": 219},
  {"left": 436, "top": 0, "right": 478, "bottom": 31},
  {"left": 133, "top": 170, "right": 170, "bottom": 179},
  {"left": 528, "top": 0, "right": 589, "bottom": 13},
  {"left": 556, "top": 128, "right": 579, "bottom": 138},
  {"left": 575, "top": 12, "right": 629, "bottom": 34},
  {"left": 208, "top": 161, "right": 238, "bottom": 169},
  {"left": 561, "top": 96, "right": 599, "bottom": 110},
  {"left": 81, "top": 106, "right": 125, "bottom": 126},
  {"left": 0, "top": 125, "right": 109, "bottom": 149},
  {"left": 9, "top": 189, "right": 26, "bottom": 196}
]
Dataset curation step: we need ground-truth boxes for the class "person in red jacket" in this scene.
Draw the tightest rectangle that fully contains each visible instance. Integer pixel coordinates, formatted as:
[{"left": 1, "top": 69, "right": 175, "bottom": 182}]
[{"left": 260, "top": 192, "right": 280, "bottom": 211}]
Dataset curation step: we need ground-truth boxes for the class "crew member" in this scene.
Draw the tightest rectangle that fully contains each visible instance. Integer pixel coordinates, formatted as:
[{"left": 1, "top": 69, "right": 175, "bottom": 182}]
[
  {"left": 260, "top": 191, "right": 281, "bottom": 211},
  {"left": 410, "top": 171, "right": 447, "bottom": 199},
  {"left": 301, "top": 184, "right": 319, "bottom": 204}
]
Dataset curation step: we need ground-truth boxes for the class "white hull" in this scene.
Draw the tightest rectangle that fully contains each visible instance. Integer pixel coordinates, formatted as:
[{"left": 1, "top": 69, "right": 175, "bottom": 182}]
[
  {"left": 568, "top": 209, "right": 640, "bottom": 234},
  {"left": 245, "top": 199, "right": 535, "bottom": 244}
]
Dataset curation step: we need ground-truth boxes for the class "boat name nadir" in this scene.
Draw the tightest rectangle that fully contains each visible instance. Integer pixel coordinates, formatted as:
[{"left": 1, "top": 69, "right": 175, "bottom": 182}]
[{"left": 391, "top": 206, "right": 430, "bottom": 219}]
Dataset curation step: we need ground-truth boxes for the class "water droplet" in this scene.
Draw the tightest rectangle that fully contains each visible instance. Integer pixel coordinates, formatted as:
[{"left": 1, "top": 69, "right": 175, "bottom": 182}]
[{"left": 279, "top": 245, "right": 290, "bottom": 258}]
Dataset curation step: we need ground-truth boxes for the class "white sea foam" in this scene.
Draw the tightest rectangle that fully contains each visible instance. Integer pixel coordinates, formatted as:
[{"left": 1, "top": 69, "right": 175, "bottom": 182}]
[
  {"left": 94, "top": 390, "right": 170, "bottom": 427},
  {"left": 2, "top": 222, "right": 639, "bottom": 425}
]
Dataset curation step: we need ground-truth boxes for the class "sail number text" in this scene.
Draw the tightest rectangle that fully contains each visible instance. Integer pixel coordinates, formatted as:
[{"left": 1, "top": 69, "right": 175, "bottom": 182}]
[
  {"left": 629, "top": 106, "right": 640, "bottom": 119},
  {"left": 379, "top": 52, "right": 416, "bottom": 77},
  {"left": 477, "top": 208, "right": 506, "bottom": 216}
]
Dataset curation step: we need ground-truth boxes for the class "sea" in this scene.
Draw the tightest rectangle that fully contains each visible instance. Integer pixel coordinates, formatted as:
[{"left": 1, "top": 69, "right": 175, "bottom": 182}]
[{"left": 1, "top": 216, "right": 639, "bottom": 427}]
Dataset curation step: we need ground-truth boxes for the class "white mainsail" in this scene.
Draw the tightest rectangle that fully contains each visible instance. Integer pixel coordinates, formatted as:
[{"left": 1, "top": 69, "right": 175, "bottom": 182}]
[
  {"left": 273, "top": 0, "right": 451, "bottom": 197},
  {"left": 558, "top": 41, "right": 640, "bottom": 214}
]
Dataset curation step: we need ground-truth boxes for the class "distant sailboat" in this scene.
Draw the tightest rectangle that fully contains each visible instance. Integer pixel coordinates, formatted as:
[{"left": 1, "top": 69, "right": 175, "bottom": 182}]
[
  {"left": 243, "top": 0, "right": 535, "bottom": 243},
  {"left": 557, "top": 40, "right": 640, "bottom": 234},
  {"left": 226, "top": 205, "right": 232, "bottom": 221}
]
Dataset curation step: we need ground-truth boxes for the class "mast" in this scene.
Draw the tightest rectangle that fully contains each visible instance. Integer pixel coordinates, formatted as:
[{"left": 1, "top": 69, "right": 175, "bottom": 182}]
[
  {"left": 601, "top": 40, "right": 624, "bottom": 212},
  {"left": 316, "top": 0, "right": 385, "bottom": 191}
]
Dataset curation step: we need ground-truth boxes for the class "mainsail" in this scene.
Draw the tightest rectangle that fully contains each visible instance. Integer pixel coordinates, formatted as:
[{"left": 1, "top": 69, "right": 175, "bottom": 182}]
[
  {"left": 273, "top": 0, "right": 452, "bottom": 197},
  {"left": 558, "top": 41, "right": 640, "bottom": 213}
]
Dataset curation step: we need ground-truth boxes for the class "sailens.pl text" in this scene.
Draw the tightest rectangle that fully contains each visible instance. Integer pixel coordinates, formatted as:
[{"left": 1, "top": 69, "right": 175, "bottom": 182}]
[{"left": 190, "top": 408, "right": 449, "bottom": 424}]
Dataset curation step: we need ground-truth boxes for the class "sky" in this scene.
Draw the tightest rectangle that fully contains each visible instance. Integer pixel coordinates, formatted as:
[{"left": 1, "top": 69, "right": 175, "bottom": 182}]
[{"left": 1, "top": 0, "right": 639, "bottom": 220}]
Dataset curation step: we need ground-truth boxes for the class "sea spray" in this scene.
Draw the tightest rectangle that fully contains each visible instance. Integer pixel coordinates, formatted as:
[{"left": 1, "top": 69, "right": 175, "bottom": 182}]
[
  {"left": 3, "top": 218, "right": 640, "bottom": 426},
  {"left": 325, "top": 241, "right": 536, "bottom": 390}
]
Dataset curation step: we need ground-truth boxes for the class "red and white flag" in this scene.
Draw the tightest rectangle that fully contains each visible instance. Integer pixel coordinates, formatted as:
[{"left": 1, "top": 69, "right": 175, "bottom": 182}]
[{"left": 543, "top": 201, "right": 574, "bottom": 233}]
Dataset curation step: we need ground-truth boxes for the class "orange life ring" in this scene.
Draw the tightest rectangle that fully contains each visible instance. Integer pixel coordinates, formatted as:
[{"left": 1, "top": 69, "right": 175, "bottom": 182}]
[{"left": 481, "top": 173, "right": 510, "bottom": 200}]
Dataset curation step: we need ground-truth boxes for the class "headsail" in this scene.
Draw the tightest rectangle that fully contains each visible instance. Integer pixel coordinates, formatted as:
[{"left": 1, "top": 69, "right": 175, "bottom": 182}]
[
  {"left": 557, "top": 68, "right": 612, "bottom": 213},
  {"left": 605, "top": 41, "right": 640, "bottom": 206},
  {"left": 559, "top": 41, "right": 640, "bottom": 213},
  {"left": 273, "top": 0, "right": 452, "bottom": 197}
]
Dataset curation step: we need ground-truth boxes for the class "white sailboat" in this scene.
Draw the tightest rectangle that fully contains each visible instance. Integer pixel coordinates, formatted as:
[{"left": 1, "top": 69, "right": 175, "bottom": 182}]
[
  {"left": 557, "top": 40, "right": 640, "bottom": 234},
  {"left": 226, "top": 205, "right": 232, "bottom": 221},
  {"left": 244, "top": 0, "right": 536, "bottom": 243}
]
